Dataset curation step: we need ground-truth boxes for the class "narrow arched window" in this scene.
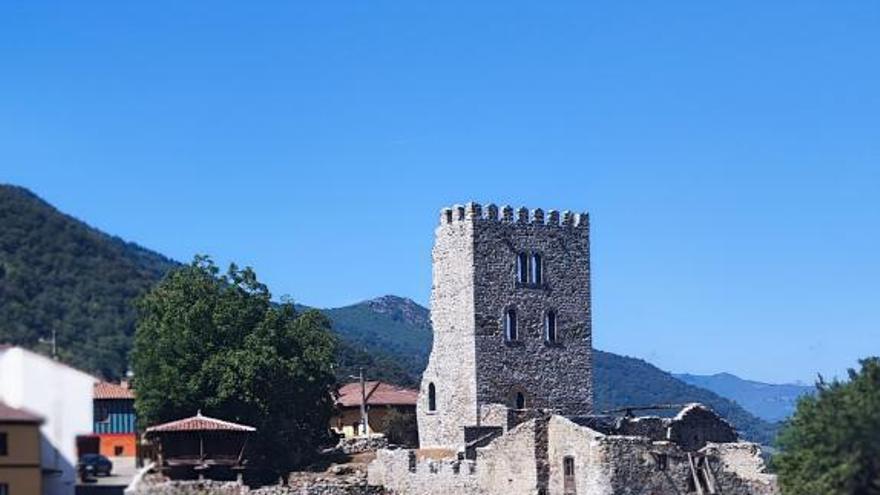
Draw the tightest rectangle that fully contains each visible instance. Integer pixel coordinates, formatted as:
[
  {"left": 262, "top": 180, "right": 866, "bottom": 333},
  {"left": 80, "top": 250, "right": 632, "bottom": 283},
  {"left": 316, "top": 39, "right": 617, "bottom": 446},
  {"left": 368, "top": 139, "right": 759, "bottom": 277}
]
[
  {"left": 504, "top": 309, "right": 518, "bottom": 341},
  {"left": 531, "top": 253, "right": 542, "bottom": 284},
  {"left": 545, "top": 310, "right": 557, "bottom": 343},
  {"left": 517, "top": 252, "right": 529, "bottom": 283},
  {"left": 428, "top": 382, "right": 436, "bottom": 412},
  {"left": 516, "top": 392, "right": 526, "bottom": 409},
  {"left": 563, "top": 456, "right": 576, "bottom": 494}
]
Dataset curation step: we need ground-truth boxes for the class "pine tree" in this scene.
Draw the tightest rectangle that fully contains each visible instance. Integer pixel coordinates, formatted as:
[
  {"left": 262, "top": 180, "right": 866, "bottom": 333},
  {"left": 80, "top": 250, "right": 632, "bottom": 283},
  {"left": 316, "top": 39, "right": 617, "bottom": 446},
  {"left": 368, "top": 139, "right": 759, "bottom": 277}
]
[{"left": 775, "top": 357, "right": 880, "bottom": 494}]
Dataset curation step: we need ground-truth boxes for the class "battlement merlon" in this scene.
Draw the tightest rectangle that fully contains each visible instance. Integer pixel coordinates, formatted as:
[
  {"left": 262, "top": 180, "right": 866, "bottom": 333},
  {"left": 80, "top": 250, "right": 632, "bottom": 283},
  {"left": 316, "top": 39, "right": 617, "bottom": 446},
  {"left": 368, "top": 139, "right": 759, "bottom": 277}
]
[{"left": 439, "top": 202, "right": 589, "bottom": 228}]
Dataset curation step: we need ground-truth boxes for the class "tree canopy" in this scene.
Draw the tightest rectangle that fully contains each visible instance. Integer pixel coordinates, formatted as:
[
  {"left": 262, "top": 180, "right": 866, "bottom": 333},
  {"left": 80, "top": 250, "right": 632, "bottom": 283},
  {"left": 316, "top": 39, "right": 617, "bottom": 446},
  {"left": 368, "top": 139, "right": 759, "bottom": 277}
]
[
  {"left": 775, "top": 357, "right": 880, "bottom": 494},
  {"left": 132, "top": 256, "right": 337, "bottom": 475}
]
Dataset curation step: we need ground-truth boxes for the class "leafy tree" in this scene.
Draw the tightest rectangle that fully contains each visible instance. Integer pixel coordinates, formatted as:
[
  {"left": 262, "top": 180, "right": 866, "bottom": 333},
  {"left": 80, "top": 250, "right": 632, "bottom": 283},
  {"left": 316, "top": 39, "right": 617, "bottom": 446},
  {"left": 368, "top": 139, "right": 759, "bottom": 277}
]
[
  {"left": 378, "top": 408, "right": 419, "bottom": 448},
  {"left": 775, "top": 357, "right": 880, "bottom": 495},
  {"left": 132, "top": 256, "right": 337, "bottom": 475}
]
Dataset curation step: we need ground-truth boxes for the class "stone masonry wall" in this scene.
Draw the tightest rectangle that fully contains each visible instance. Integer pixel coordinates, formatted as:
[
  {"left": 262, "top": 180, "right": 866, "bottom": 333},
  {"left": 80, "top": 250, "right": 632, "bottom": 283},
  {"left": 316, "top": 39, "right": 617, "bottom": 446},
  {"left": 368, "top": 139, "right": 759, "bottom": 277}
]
[
  {"left": 667, "top": 403, "right": 738, "bottom": 451},
  {"left": 131, "top": 479, "right": 384, "bottom": 495},
  {"left": 471, "top": 205, "right": 592, "bottom": 416},
  {"left": 419, "top": 203, "right": 592, "bottom": 450},
  {"left": 371, "top": 415, "right": 777, "bottom": 494},
  {"left": 367, "top": 449, "right": 481, "bottom": 495},
  {"left": 417, "top": 206, "right": 478, "bottom": 449},
  {"left": 474, "top": 418, "right": 539, "bottom": 494},
  {"left": 546, "top": 415, "right": 777, "bottom": 495},
  {"left": 546, "top": 415, "right": 613, "bottom": 495}
]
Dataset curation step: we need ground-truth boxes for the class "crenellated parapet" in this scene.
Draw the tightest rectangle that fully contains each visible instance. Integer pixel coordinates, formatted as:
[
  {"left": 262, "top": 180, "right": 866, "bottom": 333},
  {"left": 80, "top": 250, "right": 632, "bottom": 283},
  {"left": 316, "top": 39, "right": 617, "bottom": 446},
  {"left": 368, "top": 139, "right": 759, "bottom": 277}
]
[{"left": 439, "top": 202, "right": 588, "bottom": 228}]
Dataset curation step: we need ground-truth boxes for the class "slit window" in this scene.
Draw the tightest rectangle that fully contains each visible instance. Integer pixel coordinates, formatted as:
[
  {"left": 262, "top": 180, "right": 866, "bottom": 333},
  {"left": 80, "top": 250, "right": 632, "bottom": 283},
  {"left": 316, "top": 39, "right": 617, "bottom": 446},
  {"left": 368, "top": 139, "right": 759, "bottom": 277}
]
[
  {"left": 531, "top": 253, "right": 542, "bottom": 284},
  {"left": 654, "top": 453, "right": 668, "bottom": 471},
  {"left": 505, "top": 309, "right": 518, "bottom": 341},
  {"left": 563, "top": 456, "right": 576, "bottom": 494},
  {"left": 545, "top": 311, "right": 557, "bottom": 343},
  {"left": 515, "top": 392, "right": 526, "bottom": 409},
  {"left": 428, "top": 382, "right": 437, "bottom": 412},
  {"left": 517, "top": 252, "right": 529, "bottom": 283}
]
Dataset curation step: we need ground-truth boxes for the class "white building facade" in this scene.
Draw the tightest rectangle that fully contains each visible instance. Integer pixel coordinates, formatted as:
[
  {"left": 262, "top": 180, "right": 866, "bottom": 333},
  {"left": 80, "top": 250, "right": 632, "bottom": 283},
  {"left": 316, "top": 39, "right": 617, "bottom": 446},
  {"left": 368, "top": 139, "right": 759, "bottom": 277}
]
[{"left": 0, "top": 345, "right": 95, "bottom": 495}]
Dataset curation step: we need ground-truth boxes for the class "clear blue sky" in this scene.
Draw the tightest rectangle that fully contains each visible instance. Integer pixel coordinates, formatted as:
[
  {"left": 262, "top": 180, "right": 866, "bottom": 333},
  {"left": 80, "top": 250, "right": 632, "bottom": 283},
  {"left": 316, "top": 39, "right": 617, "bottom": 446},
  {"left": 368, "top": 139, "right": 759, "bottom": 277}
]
[{"left": 2, "top": 1, "right": 878, "bottom": 384}]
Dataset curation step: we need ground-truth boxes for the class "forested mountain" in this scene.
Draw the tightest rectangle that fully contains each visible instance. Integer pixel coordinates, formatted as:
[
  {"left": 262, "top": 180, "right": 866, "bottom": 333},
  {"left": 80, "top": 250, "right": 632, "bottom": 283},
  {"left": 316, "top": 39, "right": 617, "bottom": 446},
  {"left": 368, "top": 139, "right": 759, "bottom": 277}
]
[
  {"left": 0, "top": 185, "right": 177, "bottom": 378},
  {"left": 594, "top": 351, "right": 779, "bottom": 444},
  {"left": 0, "top": 185, "right": 777, "bottom": 444},
  {"left": 0, "top": 185, "right": 415, "bottom": 383},
  {"left": 321, "top": 295, "right": 431, "bottom": 385}
]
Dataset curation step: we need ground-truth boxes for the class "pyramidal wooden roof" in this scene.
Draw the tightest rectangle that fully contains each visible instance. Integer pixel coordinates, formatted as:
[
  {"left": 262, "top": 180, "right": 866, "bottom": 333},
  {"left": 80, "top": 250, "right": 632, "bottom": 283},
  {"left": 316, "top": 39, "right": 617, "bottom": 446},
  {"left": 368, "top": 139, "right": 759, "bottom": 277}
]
[{"left": 145, "top": 411, "right": 256, "bottom": 433}]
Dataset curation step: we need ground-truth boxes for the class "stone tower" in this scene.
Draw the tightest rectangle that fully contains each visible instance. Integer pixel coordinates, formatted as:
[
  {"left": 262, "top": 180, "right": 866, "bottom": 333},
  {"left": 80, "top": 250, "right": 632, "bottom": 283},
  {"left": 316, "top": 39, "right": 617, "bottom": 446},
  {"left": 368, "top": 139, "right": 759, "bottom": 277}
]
[{"left": 417, "top": 203, "right": 592, "bottom": 449}]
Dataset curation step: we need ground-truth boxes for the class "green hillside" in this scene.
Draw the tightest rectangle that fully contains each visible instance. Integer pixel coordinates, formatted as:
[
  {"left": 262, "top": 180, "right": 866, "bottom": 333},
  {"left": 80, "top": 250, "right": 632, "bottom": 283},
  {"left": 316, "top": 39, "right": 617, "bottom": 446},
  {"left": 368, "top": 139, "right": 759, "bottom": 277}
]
[
  {"left": 0, "top": 185, "right": 177, "bottom": 378},
  {"left": 0, "top": 185, "right": 417, "bottom": 383},
  {"left": 322, "top": 295, "right": 432, "bottom": 382},
  {"left": 0, "top": 185, "right": 777, "bottom": 444},
  {"left": 317, "top": 297, "right": 778, "bottom": 444},
  {"left": 594, "top": 351, "right": 779, "bottom": 444}
]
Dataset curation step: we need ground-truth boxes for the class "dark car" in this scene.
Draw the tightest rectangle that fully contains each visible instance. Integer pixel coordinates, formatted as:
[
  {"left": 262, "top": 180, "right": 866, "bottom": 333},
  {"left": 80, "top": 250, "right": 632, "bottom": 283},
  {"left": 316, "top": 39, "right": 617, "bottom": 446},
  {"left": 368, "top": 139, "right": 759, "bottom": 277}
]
[{"left": 78, "top": 454, "right": 113, "bottom": 477}]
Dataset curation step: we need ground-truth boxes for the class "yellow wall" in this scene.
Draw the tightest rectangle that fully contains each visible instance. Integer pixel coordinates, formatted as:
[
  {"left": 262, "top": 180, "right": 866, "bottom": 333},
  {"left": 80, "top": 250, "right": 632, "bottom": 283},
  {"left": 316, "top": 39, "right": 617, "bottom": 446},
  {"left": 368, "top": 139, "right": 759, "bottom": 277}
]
[
  {"left": 330, "top": 407, "right": 411, "bottom": 438},
  {"left": 0, "top": 467, "right": 42, "bottom": 494},
  {"left": 0, "top": 424, "right": 40, "bottom": 464},
  {"left": 0, "top": 422, "right": 42, "bottom": 495}
]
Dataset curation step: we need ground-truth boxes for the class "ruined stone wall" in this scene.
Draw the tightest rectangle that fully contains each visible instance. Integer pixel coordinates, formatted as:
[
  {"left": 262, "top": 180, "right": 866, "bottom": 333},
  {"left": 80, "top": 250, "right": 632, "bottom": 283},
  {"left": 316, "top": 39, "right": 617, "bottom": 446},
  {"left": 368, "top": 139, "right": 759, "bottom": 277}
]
[
  {"left": 667, "top": 403, "right": 738, "bottom": 451},
  {"left": 475, "top": 420, "right": 539, "bottom": 495},
  {"left": 367, "top": 449, "right": 481, "bottom": 495},
  {"left": 371, "top": 415, "right": 777, "bottom": 495},
  {"left": 471, "top": 205, "right": 592, "bottom": 416},
  {"left": 614, "top": 416, "right": 667, "bottom": 441},
  {"left": 545, "top": 415, "right": 777, "bottom": 495},
  {"left": 600, "top": 438, "right": 778, "bottom": 495},
  {"left": 479, "top": 403, "right": 513, "bottom": 431},
  {"left": 130, "top": 479, "right": 384, "bottom": 495},
  {"left": 417, "top": 206, "right": 478, "bottom": 449},
  {"left": 547, "top": 416, "right": 613, "bottom": 495},
  {"left": 705, "top": 442, "right": 779, "bottom": 494}
]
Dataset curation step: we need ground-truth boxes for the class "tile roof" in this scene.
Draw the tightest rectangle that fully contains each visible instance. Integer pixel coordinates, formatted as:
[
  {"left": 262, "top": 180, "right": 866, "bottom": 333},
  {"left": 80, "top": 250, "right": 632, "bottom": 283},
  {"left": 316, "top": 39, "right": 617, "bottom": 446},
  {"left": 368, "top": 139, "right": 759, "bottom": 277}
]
[
  {"left": 94, "top": 381, "right": 136, "bottom": 400},
  {"left": 0, "top": 401, "right": 43, "bottom": 423},
  {"left": 145, "top": 411, "right": 256, "bottom": 433},
  {"left": 337, "top": 381, "right": 419, "bottom": 408}
]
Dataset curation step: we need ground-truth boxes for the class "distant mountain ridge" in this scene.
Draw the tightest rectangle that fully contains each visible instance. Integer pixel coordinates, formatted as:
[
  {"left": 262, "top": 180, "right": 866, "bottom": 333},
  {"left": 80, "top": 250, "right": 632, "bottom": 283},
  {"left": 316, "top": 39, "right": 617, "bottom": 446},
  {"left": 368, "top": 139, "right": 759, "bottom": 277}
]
[
  {"left": 0, "top": 185, "right": 778, "bottom": 444},
  {"left": 318, "top": 294, "right": 778, "bottom": 443},
  {"left": 675, "top": 372, "right": 814, "bottom": 422}
]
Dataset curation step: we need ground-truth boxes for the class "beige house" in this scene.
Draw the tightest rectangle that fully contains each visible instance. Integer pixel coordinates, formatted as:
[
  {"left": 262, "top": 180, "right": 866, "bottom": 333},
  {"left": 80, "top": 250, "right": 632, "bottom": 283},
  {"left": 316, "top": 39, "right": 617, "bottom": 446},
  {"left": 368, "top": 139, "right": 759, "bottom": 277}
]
[
  {"left": 0, "top": 401, "right": 43, "bottom": 495},
  {"left": 332, "top": 382, "right": 417, "bottom": 438}
]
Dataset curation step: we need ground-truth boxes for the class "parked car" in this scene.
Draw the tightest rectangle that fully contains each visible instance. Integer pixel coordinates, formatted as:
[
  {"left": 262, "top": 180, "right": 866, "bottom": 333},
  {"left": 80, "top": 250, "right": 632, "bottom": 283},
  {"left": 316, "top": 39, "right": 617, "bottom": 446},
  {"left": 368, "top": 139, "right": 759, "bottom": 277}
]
[{"left": 78, "top": 454, "right": 113, "bottom": 477}]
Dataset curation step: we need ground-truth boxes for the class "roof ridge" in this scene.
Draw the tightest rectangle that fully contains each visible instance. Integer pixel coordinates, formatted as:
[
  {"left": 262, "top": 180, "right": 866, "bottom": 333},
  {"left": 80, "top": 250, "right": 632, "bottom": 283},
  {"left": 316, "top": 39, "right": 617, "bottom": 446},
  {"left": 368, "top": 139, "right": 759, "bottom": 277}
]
[{"left": 145, "top": 412, "right": 256, "bottom": 433}]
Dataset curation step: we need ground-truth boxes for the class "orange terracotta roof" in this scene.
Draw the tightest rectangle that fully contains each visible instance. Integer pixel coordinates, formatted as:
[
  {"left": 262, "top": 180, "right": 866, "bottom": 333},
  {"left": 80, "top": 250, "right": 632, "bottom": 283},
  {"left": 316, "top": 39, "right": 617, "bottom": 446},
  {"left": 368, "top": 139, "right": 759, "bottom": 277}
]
[
  {"left": 337, "top": 381, "right": 418, "bottom": 408},
  {"left": 145, "top": 411, "right": 256, "bottom": 433},
  {"left": 0, "top": 401, "right": 43, "bottom": 424},
  {"left": 94, "top": 381, "right": 135, "bottom": 400}
]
